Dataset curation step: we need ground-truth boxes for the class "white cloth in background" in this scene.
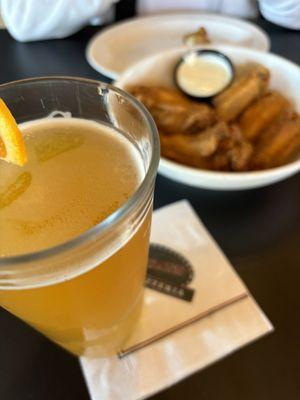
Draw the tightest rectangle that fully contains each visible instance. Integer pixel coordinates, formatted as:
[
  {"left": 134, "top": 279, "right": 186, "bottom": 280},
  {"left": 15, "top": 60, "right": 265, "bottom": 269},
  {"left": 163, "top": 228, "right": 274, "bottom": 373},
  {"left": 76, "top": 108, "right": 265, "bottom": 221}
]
[
  {"left": 137, "top": 0, "right": 259, "bottom": 18},
  {"left": 0, "top": 0, "right": 118, "bottom": 41},
  {"left": 0, "top": 0, "right": 299, "bottom": 42},
  {"left": 138, "top": 0, "right": 300, "bottom": 28},
  {"left": 260, "top": 0, "right": 300, "bottom": 29}
]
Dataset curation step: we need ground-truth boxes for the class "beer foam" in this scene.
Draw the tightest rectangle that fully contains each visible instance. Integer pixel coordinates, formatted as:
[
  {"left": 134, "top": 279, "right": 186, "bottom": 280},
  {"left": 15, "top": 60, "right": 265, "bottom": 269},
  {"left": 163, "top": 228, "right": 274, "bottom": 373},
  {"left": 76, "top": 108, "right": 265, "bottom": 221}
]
[
  {"left": 0, "top": 117, "right": 145, "bottom": 258},
  {"left": 20, "top": 117, "right": 144, "bottom": 180}
]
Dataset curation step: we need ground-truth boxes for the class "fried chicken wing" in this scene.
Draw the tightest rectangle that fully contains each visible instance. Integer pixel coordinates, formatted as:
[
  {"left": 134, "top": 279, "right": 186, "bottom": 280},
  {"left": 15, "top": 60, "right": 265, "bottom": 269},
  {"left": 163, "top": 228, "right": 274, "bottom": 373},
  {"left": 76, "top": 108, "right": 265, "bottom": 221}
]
[
  {"left": 227, "top": 141, "right": 253, "bottom": 171},
  {"left": 239, "top": 91, "right": 292, "bottom": 141},
  {"left": 160, "top": 134, "right": 212, "bottom": 169},
  {"left": 127, "top": 85, "right": 215, "bottom": 135},
  {"left": 183, "top": 26, "right": 210, "bottom": 46},
  {"left": 159, "top": 122, "right": 230, "bottom": 168},
  {"left": 190, "top": 122, "right": 231, "bottom": 156},
  {"left": 210, "top": 126, "right": 253, "bottom": 172},
  {"left": 275, "top": 132, "right": 300, "bottom": 166},
  {"left": 252, "top": 115, "right": 300, "bottom": 168},
  {"left": 210, "top": 152, "right": 230, "bottom": 171},
  {"left": 254, "top": 107, "right": 293, "bottom": 148},
  {"left": 160, "top": 122, "right": 253, "bottom": 171},
  {"left": 213, "top": 65, "right": 270, "bottom": 122},
  {"left": 210, "top": 143, "right": 253, "bottom": 172}
]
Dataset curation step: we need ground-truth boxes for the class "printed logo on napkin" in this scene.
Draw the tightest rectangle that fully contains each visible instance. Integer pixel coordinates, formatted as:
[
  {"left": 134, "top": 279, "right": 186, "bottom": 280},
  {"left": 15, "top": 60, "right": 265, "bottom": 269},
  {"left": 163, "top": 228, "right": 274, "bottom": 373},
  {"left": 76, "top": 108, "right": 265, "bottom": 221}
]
[{"left": 146, "top": 244, "right": 195, "bottom": 302}]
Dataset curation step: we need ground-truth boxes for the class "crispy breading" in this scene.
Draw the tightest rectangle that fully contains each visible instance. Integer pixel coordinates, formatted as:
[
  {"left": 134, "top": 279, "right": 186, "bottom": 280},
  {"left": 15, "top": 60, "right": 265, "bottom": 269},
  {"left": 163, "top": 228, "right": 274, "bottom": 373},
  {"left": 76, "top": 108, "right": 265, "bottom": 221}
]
[
  {"left": 160, "top": 133, "right": 212, "bottom": 169},
  {"left": 253, "top": 115, "right": 300, "bottom": 168},
  {"left": 183, "top": 26, "right": 210, "bottom": 45},
  {"left": 160, "top": 122, "right": 253, "bottom": 171},
  {"left": 213, "top": 65, "right": 269, "bottom": 121},
  {"left": 239, "top": 91, "right": 292, "bottom": 141},
  {"left": 127, "top": 85, "right": 215, "bottom": 134}
]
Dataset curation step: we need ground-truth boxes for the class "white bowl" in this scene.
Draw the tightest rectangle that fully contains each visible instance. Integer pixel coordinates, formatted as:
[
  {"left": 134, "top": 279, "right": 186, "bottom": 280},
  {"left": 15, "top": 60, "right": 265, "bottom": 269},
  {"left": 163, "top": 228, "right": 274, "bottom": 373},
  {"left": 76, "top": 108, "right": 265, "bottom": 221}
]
[{"left": 115, "top": 46, "right": 300, "bottom": 190}]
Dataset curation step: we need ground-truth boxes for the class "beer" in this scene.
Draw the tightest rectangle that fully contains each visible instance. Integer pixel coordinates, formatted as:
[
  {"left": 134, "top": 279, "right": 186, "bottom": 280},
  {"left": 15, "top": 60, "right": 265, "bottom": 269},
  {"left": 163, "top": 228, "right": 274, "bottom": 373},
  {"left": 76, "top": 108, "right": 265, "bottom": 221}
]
[{"left": 0, "top": 117, "right": 151, "bottom": 356}]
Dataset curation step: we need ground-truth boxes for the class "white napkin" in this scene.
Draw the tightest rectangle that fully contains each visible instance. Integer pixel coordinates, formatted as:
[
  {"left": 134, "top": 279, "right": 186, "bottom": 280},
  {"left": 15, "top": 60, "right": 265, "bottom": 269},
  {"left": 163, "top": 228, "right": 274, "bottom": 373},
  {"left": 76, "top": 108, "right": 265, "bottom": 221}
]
[{"left": 80, "top": 200, "right": 273, "bottom": 400}]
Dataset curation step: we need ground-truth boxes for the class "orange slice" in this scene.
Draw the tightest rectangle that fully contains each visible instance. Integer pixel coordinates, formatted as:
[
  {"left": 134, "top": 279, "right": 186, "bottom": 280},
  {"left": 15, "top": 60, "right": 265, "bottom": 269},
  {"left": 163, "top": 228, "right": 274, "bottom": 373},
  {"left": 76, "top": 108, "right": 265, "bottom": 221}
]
[{"left": 0, "top": 98, "right": 27, "bottom": 166}]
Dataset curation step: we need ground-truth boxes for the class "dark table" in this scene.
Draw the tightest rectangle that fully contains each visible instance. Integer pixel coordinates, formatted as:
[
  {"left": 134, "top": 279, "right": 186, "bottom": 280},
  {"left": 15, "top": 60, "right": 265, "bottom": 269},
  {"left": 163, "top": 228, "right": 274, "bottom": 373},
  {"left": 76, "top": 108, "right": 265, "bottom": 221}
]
[{"left": 0, "top": 16, "right": 300, "bottom": 400}]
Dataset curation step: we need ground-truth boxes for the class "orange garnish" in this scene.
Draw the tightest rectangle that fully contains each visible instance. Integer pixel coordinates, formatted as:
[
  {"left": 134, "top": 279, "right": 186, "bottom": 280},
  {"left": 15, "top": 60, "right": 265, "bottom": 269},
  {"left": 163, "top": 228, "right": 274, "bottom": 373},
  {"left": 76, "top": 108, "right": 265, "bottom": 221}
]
[{"left": 0, "top": 98, "right": 27, "bottom": 166}]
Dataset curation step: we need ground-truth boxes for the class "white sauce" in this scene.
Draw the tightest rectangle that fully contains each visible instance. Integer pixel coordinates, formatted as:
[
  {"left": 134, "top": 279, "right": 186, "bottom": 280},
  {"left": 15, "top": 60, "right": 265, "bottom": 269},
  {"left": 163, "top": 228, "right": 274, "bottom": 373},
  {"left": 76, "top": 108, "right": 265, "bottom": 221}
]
[{"left": 176, "top": 52, "right": 232, "bottom": 97}]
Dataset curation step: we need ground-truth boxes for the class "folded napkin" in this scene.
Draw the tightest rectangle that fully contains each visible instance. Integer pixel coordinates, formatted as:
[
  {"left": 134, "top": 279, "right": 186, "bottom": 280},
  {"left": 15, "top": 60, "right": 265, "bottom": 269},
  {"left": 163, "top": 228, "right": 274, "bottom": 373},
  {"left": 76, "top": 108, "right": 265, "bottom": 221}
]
[{"left": 80, "top": 200, "right": 273, "bottom": 400}]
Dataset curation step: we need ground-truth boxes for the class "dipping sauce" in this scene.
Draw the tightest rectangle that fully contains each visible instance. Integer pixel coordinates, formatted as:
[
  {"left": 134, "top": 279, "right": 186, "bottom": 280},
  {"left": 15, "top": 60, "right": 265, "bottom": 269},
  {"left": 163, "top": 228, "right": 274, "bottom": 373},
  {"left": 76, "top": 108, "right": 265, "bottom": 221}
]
[{"left": 175, "top": 50, "right": 233, "bottom": 98}]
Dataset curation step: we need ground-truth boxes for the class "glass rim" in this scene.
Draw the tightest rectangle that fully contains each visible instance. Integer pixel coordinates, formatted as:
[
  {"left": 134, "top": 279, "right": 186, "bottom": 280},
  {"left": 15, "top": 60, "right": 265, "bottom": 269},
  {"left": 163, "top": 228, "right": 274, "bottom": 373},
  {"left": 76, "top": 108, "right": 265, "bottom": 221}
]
[{"left": 0, "top": 76, "right": 160, "bottom": 266}]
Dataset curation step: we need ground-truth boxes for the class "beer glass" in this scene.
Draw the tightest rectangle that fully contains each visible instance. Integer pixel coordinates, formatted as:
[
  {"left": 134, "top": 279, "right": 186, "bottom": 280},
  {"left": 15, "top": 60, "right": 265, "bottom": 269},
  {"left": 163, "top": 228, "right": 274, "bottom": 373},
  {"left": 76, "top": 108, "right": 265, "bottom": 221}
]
[{"left": 0, "top": 77, "right": 159, "bottom": 357}]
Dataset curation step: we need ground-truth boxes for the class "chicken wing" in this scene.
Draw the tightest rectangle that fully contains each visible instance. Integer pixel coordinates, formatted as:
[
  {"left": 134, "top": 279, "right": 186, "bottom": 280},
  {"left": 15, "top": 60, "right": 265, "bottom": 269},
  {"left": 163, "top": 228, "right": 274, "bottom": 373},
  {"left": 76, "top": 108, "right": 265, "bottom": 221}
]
[
  {"left": 213, "top": 64, "right": 270, "bottom": 122},
  {"left": 160, "top": 122, "right": 231, "bottom": 168},
  {"left": 160, "top": 134, "right": 212, "bottom": 169},
  {"left": 183, "top": 26, "right": 210, "bottom": 45},
  {"left": 211, "top": 129, "right": 253, "bottom": 172},
  {"left": 227, "top": 141, "right": 253, "bottom": 171},
  {"left": 252, "top": 115, "right": 300, "bottom": 168},
  {"left": 127, "top": 85, "right": 215, "bottom": 135},
  {"left": 239, "top": 91, "right": 292, "bottom": 141},
  {"left": 160, "top": 121, "right": 253, "bottom": 171}
]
